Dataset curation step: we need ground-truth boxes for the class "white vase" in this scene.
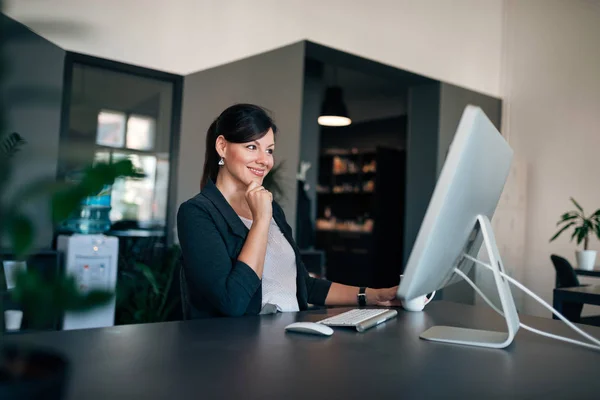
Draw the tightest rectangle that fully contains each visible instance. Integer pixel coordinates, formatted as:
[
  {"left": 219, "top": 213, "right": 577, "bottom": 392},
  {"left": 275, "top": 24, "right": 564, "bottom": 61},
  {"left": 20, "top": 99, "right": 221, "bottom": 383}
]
[{"left": 576, "top": 250, "right": 597, "bottom": 271}]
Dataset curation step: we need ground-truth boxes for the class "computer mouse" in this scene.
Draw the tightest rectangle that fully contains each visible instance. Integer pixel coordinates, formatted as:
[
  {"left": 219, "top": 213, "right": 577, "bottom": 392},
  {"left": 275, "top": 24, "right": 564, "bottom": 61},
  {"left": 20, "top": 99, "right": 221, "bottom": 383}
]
[{"left": 284, "top": 322, "right": 334, "bottom": 336}]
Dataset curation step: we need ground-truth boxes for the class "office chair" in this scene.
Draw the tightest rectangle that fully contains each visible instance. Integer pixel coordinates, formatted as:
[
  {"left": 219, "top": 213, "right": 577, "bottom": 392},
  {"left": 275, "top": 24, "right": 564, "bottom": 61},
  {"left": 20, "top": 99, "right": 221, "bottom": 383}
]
[
  {"left": 179, "top": 262, "right": 190, "bottom": 320},
  {"left": 551, "top": 254, "right": 600, "bottom": 326}
]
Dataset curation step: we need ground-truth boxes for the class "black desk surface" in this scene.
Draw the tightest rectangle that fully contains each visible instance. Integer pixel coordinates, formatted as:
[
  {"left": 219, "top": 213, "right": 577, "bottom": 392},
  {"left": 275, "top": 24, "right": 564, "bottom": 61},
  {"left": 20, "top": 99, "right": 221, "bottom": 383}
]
[{"left": 6, "top": 301, "right": 600, "bottom": 399}]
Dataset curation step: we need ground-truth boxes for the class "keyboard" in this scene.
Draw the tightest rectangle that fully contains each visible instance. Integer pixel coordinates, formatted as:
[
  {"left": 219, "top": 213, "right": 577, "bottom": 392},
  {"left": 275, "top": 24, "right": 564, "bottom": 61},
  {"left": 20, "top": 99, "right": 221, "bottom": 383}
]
[{"left": 317, "top": 308, "right": 398, "bottom": 332}]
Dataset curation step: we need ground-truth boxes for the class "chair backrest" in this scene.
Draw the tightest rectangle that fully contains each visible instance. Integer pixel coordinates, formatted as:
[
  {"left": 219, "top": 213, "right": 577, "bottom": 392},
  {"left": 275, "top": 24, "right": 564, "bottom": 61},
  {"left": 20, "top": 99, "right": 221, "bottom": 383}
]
[
  {"left": 550, "top": 254, "right": 584, "bottom": 322},
  {"left": 551, "top": 254, "right": 580, "bottom": 288}
]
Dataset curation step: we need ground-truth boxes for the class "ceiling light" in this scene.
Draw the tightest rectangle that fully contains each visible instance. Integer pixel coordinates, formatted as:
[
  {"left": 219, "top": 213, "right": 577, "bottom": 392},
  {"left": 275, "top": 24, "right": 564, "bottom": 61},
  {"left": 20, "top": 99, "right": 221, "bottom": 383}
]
[{"left": 318, "top": 86, "right": 351, "bottom": 127}]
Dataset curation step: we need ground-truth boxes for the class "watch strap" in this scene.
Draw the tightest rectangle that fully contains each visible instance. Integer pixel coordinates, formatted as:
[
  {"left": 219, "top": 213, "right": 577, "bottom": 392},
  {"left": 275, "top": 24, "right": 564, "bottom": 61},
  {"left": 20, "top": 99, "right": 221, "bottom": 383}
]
[{"left": 358, "top": 287, "right": 367, "bottom": 306}]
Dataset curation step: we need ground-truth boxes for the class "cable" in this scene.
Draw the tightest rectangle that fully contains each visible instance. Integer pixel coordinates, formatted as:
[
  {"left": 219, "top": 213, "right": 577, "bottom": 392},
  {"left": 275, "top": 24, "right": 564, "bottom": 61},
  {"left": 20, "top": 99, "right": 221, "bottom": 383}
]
[
  {"left": 455, "top": 256, "right": 600, "bottom": 351},
  {"left": 463, "top": 254, "right": 600, "bottom": 348},
  {"left": 454, "top": 267, "right": 600, "bottom": 351},
  {"left": 454, "top": 268, "right": 503, "bottom": 315}
]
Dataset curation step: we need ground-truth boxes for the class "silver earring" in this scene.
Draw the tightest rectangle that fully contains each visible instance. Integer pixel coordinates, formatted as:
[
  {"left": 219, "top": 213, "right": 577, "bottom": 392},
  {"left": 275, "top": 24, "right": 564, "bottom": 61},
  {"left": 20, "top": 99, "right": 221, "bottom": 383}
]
[{"left": 218, "top": 157, "right": 224, "bottom": 166}]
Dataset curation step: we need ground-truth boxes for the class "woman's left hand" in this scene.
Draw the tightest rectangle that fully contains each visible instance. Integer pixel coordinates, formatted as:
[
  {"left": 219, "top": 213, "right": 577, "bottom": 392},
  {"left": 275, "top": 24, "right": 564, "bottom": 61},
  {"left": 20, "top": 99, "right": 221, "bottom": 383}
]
[{"left": 366, "top": 286, "right": 402, "bottom": 307}]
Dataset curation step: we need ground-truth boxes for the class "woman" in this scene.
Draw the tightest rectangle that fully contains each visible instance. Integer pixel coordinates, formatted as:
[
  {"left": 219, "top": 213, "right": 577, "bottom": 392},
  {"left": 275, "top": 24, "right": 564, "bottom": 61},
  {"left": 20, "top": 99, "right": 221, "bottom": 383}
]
[{"left": 177, "top": 104, "right": 400, "bottom": 318}]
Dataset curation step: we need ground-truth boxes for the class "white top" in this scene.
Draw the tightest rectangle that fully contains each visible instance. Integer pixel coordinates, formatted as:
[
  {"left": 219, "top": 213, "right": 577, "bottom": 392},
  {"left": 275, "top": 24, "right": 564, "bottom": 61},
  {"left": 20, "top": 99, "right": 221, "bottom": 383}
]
[{"left": 238, "top": 216, "right": 300, "bottom": 313}]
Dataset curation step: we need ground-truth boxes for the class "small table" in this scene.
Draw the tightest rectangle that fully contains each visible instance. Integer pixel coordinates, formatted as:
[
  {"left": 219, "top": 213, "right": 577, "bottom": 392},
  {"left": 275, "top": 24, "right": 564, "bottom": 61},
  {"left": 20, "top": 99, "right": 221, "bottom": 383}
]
[
  {"left": 553, "top": 284, "right": 600, "bottom": 320},
  {"left": 573, "top": 268, "right": 600, "bottom": 278}
]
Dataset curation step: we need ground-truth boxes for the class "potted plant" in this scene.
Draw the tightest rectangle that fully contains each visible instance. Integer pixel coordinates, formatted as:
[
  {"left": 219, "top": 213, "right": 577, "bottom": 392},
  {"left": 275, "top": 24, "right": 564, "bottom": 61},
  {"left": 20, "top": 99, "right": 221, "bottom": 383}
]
[
  {"left": 550, "top": 197, "right": 600, "bottom": 271},
  {"left": 116, "top": 244, "right": 182, "bottom": 325},
  {"left": 0, "top": 132, "right": 143, "bottom": 399},
  {"left": 0, "top": 6, "right": 144, "bottom": 397}
]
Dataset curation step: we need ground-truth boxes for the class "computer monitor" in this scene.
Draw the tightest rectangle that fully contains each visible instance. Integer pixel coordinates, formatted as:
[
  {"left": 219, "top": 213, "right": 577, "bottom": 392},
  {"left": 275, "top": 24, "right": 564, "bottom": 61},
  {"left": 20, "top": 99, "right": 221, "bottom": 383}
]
[{"left": 397, "top": 105, "right": 519, "bottom": 349}]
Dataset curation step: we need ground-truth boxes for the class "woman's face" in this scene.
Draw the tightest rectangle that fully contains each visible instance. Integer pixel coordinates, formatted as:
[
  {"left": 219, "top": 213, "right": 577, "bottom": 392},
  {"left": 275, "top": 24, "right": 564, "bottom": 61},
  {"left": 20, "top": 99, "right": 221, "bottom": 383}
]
[{"left": 217, "top": 128, "right": 275, "bottom": 187}]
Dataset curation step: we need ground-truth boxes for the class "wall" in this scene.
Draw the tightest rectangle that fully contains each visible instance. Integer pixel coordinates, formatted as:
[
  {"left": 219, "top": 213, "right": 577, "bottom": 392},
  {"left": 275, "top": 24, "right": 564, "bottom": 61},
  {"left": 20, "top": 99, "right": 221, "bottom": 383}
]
[
  {"left": 404, "top": 83, "right": 440, "bottom": 266},
  {"left": 501, "top": 0, "right": 600, "bottom": 317},
  {"left": 5, "top": 0, "right": 504, "bottom": 97},
  {"left": 320, "top": 117, "right": 407, "bottom": 151},
  {"left": 1, "top": 14, "right": 65, "bottom": 248},
  {"left": 299, "top": 59, "right": 324, "bottom": 224},
  {"left": 176, "top": 42, "right": 305, "bottom": 236},
  {"left": 438, "top": 83, "right": 502, "bottom": 176}
]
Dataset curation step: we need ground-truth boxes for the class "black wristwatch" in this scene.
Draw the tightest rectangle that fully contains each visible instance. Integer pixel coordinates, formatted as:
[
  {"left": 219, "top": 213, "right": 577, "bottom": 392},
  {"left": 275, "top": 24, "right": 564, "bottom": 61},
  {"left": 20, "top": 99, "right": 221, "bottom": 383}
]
[{"left": 357, "top": 287, "right": 367, "bottom": 306}]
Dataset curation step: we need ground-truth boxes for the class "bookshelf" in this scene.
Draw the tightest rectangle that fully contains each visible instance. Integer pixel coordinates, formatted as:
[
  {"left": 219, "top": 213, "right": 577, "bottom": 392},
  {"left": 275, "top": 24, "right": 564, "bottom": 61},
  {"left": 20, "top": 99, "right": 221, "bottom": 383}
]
[{"left": 315, "top": 146, "right": 406, "bottom": 288}]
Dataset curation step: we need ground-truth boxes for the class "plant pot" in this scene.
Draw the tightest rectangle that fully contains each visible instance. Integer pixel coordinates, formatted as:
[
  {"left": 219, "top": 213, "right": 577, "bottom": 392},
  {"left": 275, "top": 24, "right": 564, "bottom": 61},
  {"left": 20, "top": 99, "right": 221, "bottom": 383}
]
[
  {"left": 576, "top": 250, "right": 597, "bottom": 271},
  {"left": 0, "top": 345, "right": 69, "bottom": 400}
]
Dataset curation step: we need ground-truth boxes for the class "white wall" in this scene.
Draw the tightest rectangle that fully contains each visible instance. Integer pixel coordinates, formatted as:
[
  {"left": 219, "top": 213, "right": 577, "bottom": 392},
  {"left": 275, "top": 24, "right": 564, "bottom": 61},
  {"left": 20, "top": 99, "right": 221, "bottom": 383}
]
[
  {"left": 5, "top": 0, "right": 504, "bottom": 97},
  {"left": 501, "top": 0, "right": 600, "bottom": 317}
]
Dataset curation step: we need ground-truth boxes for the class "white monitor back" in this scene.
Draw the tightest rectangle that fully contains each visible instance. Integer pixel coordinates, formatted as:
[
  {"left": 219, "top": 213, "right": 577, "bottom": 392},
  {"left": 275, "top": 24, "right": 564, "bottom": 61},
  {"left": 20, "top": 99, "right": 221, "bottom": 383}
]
[{"left": 398, "top": 105, "right": 513, "bottom": 301}]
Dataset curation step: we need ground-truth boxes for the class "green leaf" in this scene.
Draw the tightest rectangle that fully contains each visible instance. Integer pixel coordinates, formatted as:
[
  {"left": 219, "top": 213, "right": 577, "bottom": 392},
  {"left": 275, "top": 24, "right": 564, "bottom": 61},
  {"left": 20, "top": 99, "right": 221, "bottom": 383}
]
[
  {"left": 577, "top": 226, "right": 587, "bottom": 245},
  {"left": 571, "top": 227, "right": 580, "bottom": 242},
  {"left": 0, "top": 132, "right": 27, "bottom": 157},
  {"left": 10, "top": 269, "right": 114, "bottom": 327},
  {"left": 51, "top": 160, "right": 144, "bottom": 224},
  {"left": 8, "top": 214, "right": 34, "bottom": 259},
  {"left": 135, "top": 262, "right": 160, "bottom": 295},
  {"left": 51, "top": 185, "right": 87, "bottom": 223},
  {"left": 557, "top": 214, "right": 579, "bottom": 225},
  {"left": 550, "top": 221, "right": 576, "bottom": 242},
  {"left": 570, "top": 197, "right": 584, "bottom": 213}
]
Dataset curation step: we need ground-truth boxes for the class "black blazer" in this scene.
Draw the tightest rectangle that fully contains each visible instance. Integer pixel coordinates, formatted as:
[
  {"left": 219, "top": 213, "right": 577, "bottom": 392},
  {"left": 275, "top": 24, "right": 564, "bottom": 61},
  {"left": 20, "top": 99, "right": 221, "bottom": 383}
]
[{"left": 177, "top": 179, "right": 332, "bottom": 318}]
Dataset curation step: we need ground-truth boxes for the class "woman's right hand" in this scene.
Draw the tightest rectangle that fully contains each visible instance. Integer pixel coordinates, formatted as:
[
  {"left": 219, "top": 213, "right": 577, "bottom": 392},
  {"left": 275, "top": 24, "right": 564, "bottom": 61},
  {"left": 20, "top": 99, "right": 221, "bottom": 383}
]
[{"left": 246, "top": 181, "right": 272, "bottom": 223}]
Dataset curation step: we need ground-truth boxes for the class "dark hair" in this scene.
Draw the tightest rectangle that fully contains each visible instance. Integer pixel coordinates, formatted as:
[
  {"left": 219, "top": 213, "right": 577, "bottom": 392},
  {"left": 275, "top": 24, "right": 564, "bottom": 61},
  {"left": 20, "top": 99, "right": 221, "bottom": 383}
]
[{"left": 201, "top": 104, "right": 278, "bottom": 189}]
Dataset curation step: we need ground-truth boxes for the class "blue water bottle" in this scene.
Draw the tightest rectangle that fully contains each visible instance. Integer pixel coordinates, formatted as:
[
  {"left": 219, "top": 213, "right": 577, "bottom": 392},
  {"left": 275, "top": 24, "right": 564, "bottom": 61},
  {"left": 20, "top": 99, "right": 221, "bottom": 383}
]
[{"left": 62, "top": 182, "right": 113, "bottom": 234}]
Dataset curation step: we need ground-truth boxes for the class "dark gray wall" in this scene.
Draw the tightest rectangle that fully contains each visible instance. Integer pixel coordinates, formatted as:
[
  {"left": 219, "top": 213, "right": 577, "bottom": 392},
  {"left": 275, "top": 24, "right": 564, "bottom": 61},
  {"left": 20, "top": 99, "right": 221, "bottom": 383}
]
[
  {"left": 1, "top": 14, "right": 65, "bottom": 248},
  {"left": 320, "top": 116, "right": 407, "bottom": 150},
  {"left": 438, "top": 83, "right": 502, "bottom": 175},
  {"left": 299, "top": 59, "right": 324, "bottom": 223},
  {"left": 177, "top": 42, "right": 305, "bottom": 237},
  {"left": 403, "top": 83, "right": 441, "bottom": 268}
]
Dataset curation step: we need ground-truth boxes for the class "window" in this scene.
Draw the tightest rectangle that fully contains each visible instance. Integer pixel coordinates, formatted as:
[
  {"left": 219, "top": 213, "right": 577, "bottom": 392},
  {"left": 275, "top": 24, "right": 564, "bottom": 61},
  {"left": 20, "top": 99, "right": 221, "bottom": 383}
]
[
  {"left": 126, "top": 114, "right": 156, "bottom": 151},
  {"left": 62, "top": 62, "right": 176, "bottom": 231},
  {"left": 95, "top": 112, "right": 163, "bottom": 226},
  {"left": 96, "top": 110, "right": 126, "bottom": 148}
]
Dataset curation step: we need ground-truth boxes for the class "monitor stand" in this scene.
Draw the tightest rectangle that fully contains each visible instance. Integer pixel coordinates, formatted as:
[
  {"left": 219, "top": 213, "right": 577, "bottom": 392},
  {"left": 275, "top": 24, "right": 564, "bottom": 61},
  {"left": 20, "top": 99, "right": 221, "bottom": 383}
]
[{"left": 419, "top": 215, "right": 520, "bottom": 349}]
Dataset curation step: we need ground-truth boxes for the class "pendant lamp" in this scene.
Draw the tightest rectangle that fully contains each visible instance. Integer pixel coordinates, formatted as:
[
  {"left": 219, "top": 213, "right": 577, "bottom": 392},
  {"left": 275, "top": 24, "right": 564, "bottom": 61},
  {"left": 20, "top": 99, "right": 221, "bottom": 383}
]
[{"left": 318, "top": 68, "right": 351, "bottom": 127}]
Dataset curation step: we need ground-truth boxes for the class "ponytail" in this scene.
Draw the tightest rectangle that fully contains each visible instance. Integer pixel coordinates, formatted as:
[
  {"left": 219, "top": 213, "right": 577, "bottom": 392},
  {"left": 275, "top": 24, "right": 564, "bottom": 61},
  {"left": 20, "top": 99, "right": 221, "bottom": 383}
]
[{"left": 200, "top": 118, "right": 220, "bottom": 190}]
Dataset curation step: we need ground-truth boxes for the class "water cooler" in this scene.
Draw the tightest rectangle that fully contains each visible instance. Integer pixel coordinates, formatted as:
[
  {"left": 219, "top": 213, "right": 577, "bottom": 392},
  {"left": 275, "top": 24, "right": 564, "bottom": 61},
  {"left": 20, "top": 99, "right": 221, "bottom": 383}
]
[{"left": 57, "top": 234, "right": 119, "bottom": 330}]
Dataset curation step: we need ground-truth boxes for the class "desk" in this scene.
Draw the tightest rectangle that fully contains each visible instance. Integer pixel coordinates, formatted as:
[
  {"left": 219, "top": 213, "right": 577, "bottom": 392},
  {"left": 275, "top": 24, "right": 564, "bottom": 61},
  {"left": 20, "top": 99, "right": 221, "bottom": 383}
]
[
  {"left": 555, "top": 268, "right": 600, "bottom": 288},
  {"left": 574, "top": 268, "right": 600, "bottom": 278},
  {"left": 553, "top": 284, "right": 600, "bottom": 310},
  {"left": 5, "top": 301, "right": 600, "bottom": 399}
]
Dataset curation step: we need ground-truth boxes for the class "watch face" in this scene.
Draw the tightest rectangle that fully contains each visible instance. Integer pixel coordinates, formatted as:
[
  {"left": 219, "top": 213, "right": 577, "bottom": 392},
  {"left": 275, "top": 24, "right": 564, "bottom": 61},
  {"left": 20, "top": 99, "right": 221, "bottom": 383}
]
[{"left": 358, "top": 293, "right": 367, "bottom": 306}]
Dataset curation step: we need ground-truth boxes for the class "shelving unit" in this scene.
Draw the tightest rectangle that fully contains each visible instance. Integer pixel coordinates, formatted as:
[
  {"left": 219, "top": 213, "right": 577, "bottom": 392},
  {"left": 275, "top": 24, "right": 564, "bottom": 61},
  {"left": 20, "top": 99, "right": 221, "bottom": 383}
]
[{"left": 315, "top": 146, "right": 406, "bottom": 288}]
